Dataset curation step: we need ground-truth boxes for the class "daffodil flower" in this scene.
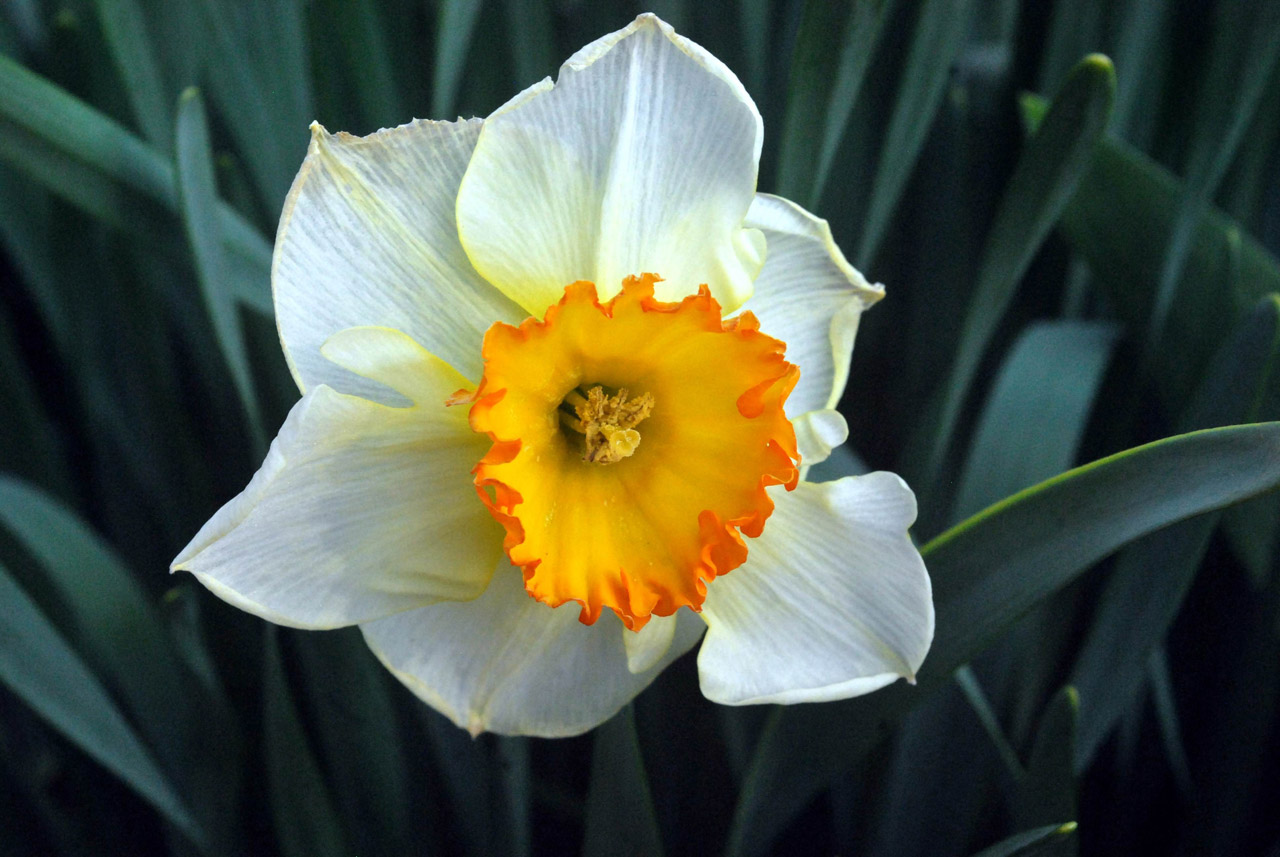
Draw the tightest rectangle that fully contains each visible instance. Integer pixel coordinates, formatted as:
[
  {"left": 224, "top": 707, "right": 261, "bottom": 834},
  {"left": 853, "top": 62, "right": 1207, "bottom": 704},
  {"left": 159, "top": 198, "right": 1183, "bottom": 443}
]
[{"left": 172, "top": 14, "right": 934, "bottom": 737}]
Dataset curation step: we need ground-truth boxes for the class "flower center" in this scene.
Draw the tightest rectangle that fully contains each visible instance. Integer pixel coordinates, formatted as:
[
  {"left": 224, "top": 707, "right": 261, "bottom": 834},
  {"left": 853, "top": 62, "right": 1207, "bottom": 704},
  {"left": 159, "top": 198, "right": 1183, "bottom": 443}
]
[
  {"left": 559, "top": 385, "right": 655, "bottom": 463},
  {"left": 466, "top": 274, "right": 800, "bottom": 630}
]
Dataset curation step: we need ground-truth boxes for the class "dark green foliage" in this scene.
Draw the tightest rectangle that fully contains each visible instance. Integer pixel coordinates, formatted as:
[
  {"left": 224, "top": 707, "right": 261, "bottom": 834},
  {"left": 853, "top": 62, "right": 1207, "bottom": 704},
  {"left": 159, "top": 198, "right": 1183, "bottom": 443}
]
[{"left": 1, "top": 0, "right": 1278, "bottom": 854}]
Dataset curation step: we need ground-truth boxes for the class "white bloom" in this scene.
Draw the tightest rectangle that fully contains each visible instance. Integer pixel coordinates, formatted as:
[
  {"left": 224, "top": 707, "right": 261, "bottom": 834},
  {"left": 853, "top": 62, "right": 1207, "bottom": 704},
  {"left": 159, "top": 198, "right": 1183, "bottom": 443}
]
[{"left": 173, "top": 14, "right": 933, "bottom": 737}]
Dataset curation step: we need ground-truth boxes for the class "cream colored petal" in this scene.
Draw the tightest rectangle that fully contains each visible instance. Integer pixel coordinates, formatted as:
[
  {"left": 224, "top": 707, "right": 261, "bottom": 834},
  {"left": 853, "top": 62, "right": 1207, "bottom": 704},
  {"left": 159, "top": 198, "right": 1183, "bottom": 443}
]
[
  {"left": 698, "top": 475, "right": 934, "bottom": 705},
  {"left": 319, "top": 325, "right": 467, "bottom": 406},
  {"left": 624, "top": 613, "right": 680, "bottom": 674},
  {"left": 793, "top": 409, "right": 849, "bottom": 466},
  {"left": 743, "top": 193, "right": 884, "bottom": 415},
  {"left": 273, "top": 118, "right": 525, "bottom": 400},
  {"left": 172, "top": 341, "right": 501, "bottom": 629},
  {"left": 456, "top": 13, "right": 765, "bottom": 316},
  {"left": 361, "top": 565, "right": 706, "bottom": 737}
]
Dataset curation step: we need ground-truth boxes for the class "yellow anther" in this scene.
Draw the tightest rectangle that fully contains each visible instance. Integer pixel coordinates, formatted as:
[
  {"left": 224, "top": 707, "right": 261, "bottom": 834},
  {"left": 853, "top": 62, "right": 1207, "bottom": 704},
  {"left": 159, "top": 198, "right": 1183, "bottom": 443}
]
[
  {"left": 567, "top": 385, "right": 653, "bottom": 464},
  {"left": 602, "top": 426, "right": 642, "bottom": 460}
]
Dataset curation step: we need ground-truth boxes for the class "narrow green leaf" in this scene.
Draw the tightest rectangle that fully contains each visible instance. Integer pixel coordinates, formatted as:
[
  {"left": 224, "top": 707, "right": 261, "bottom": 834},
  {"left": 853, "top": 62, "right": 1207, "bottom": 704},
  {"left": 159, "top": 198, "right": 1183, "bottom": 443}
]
[
  {"left": 957, "top": 665, "right": 1025, "bottom": 780},
  {"left": 856, "top": 0, "right": 973, "bottom": 263},
  {"left": 0, "top": 56, "right": 272, "bottom": 314},
  {"left": 1019, "top": 96, "right": 1280, "bottom": 408},
  {"left": 174, "top": 87, "right": 265, "bottom": 449},
  {"left": 777, "top": 0, "right": 850, "bottom": 201},
  {"left": 1219, "top": 59, "right": 1280, "bottom": 228},
  {"left": 869, "top": 681, "right": 997, "bottom": 857},
  {"left": 1071, "top": 295, "right": 1280, "bottom": 770},
  {"left": 421, "top": 709, "right": 492, "bottom": 854},
  {"left": 0, "top": 477, "right": 243, "bottom": 851},
  {"left": 320, "top": 0, "right": 404, "bottom": 130},
  {"left": 497, "top": 737, "right": 533, "bottom": 857},
  {"left": 970, "top": 822, "right": 1077, "bottom": 857},
  {"left": 1015, "top": 687, "right": 1078, "bottom": 845},
  {"left": 728, "top": 423, "right": 1280, "bottom": 857},
  {"left": 0, "top": 477, "right": 184, "bottom": 729},
  {"left": 0, "top": 54, "right": 170, "bottom": 199},
  {"left": 812, "top": 0, "right": 894, "bottom": 209},
  {"left": 1224, "top": 425, "right": 1280, "bottom": 584},
  {"left": 194, "top": 0, "right": 311, "bottom": 208},
  {"left": 421, "top": 712, "right": 527, "bottom": 856},
  {"left": 0, "top": 0, "right": 42, "bottom": 51},
  {"left": 263, "top": 629, "right": 349, "bottom": 857},
  {"left": 1108, "top": 0, "right": 1170, "bottom": 141},
  {"left": 0, "top": 562, "right": 204, "bottom": 849},
  {"left": 292, "top": 630, "right": 413, "bottom": 856},
  {"left": 0, "top": 313, "right": 69, "bottom": 495},
  {"left": 584, "top": 706, "right": 664, "bottom": 857},
  {"left": 503, "top": 0, "right": 556, "bottom": 87},
  {"left": 1186, "top": 561, "right": 1280, "bottom": 854},
  {"left": 924, "top": 54, "right": 1116, "bottom": 488},
  {"left": 929, "top": 423, "right": 1280, "bottom": 669},
  {"left": 89, "top": 0, "right": 171, "bottom": 149},
  {"left": 778, "top": 0, "right": 891, "bottom": 208},
  {"left": 737, "top": 0, "right": 769, "bottom": 95},
  {"left": 952, "top": 320, "right": 1119, "bottom": 521},
  {"left": 0, "top": 162, "right": 71, "bottom": 352},
  {"left": 1146, "top": 4, "right": 1280, "bottom": 359},
  {"left": 1147, "top": 647, "right": 1194, "bottom": 799},
  {"left": 1035, "top": 0, "right": 1100, "bottom": 93},
  {"left": 0, "top": 114, "right": 172, "bottom": 237},
  {"left": 432, "top": 0, "right": 484, "bottom": 118}
]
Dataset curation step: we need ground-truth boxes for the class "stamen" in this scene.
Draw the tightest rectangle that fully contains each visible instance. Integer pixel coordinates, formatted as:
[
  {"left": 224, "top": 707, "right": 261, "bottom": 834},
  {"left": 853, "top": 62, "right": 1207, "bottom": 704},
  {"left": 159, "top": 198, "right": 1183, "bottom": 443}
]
[
  {"left": 558, "top": 409, "right": 586, "bottom": 434},
  {"left": 562, "top": 385, "right": 654, "bottom": 464}
]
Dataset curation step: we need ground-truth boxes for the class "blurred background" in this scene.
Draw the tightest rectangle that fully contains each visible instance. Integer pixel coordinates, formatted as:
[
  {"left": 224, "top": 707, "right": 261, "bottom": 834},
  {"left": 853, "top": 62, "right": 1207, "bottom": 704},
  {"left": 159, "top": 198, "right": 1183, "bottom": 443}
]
[{"left": 2, "top": 0, "right": 1279, "bottom": 854}]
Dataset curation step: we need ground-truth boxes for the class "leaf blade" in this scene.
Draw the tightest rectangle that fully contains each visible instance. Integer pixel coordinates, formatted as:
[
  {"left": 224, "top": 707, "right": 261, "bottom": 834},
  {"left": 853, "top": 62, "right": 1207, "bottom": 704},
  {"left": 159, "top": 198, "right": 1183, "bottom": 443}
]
[
  {"left": 174, "top": 87, "right": 265, "bottom": 448},
  {"left": 970, "top": 823, "right": 1078, "bottom": 857},
  {"left": 728, "top": 422, "right": 1280, "bottom": 857},
  {"left": 584, "top": 706, "right": 664, "bottom": 857},
  {"left": 0, "top": 55, "right": 272, "bottom": 313},
  {"left": 0, "top": 562, "right": 204, "bottom": 849},
  {"left": 924, "top": 54, "right": 1116, "bottom": 489}
]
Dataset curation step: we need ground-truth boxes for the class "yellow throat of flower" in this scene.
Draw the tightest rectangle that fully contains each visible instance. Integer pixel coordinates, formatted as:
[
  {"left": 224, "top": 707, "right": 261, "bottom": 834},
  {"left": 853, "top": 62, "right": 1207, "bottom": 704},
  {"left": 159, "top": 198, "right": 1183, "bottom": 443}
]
[{"left": 461, "top": 274, "right": 799, "bottom": 631}]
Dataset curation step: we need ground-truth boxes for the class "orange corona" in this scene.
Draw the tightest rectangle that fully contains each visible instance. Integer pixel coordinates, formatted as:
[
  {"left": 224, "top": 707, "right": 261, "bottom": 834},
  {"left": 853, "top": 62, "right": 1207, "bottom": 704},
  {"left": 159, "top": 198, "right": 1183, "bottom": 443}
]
[{"left": 461, "top": 274, "right": 800, "bottom": 630}]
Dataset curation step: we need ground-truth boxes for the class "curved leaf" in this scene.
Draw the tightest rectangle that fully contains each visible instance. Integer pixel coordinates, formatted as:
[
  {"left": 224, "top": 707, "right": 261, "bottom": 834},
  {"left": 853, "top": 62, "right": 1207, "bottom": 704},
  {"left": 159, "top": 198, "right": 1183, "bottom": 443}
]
[
  {"left": 778, "top": 0, "right": 891, "bottom": 209},
  {"left": 0, "top": 55, "right": 272, "bottom": 313},
  {"left": 263, "top": 629, "right": 349, "bottom": 857},
  {"left": 952, "top": 320, "right": 1119, "bottom": 521},
  {"left": 584, "top": 706, "right": 664, "bottom": 857},
  {"left": 857, "top": 0, "right": 973, "bottom": 263},
  {"left": 971, "top": 823, "right": 1077, "bottom": 857},
  {"left": 728, "top": 422, "right": 1280, "bottom": 857},
  {"left": 0, "top": 562, "right": 203, "bottom": 849},
  {"left": 924, "top": 54, "right": 1116, "bottom": 487},
  {"left": 1016, "top": 687, "right": 1078, "bottom": 838},
  {"left": 1071, "top": 295, "right": 1280, "bottom": 768},
  {"left": 174, "top": 87, "right": 264, "bottom": 448},
  {"left": 1020, "top": 97, "right": 1280, "bottom": 407},
  {"left": 0, "top": 477, "right": 186, "bottom": 726}
]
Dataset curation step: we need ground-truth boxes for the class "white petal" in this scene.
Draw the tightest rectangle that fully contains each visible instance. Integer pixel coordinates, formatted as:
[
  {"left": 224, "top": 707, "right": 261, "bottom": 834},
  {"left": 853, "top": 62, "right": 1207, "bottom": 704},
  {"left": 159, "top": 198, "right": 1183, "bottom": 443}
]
[
  {"left": 624, "top": 613, "right": 680, "bottom": 674},
  {"left": 456, "top": 13, "right": 765, "bottom": 316},
  {"left": 320, "top": 325, "right": 465, "bottom": 406},
  {"left": 697, "top": 475, "right": 934, "bottom": 705},
  {"left": 792, "top": 409, "right": 849, "bottom": 466},
  {"left": 743, "top": 193, "right": 884, "bottom": 415},
  {"left": 361, "top": 565, "right": 706, "bottom": 737},
  {"left": 172, "top": 340, "right": 502, "bottom": 629},
  {"left": 273, "top": 119, "right": 525, "bottom": 399}
]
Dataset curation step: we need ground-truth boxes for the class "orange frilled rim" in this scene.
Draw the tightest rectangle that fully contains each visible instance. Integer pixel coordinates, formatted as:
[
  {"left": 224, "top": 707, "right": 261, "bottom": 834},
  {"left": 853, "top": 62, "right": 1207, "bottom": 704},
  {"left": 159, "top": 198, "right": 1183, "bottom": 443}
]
[{"left": 457, "top": 274, "right": 799, "bottom": 631}]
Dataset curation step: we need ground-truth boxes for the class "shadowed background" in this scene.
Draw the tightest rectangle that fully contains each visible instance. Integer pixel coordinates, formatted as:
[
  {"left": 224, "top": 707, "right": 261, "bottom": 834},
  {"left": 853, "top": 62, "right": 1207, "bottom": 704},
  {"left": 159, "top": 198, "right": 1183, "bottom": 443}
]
[{"left": 2, "top": 0, "right": 1279, "bottom": 854}]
